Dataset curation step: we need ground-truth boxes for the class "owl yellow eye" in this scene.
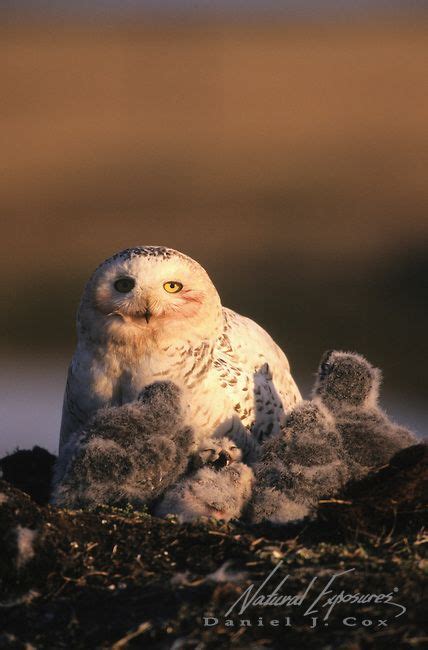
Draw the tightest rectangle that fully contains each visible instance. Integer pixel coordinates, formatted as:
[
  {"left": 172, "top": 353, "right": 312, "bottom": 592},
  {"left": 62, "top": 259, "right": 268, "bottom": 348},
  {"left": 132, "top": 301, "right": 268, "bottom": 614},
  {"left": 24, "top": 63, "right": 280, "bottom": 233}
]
[{"left": 163, "top": 281, "right": 183, "bottom": 294}]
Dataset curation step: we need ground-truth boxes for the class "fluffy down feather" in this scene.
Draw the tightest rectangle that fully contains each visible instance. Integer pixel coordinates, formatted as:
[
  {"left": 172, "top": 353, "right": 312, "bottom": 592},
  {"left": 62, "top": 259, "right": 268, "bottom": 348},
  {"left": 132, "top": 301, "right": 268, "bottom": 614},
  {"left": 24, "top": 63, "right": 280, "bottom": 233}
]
[
  {"left": 250, "top": 351, "right": 416, "bottom": 524},
  {"left": 51, "top": 382, "right": 193, "bottom": 509},
  {"left": 313, "top": 351, "right": 416, "bottom": 480},
  {"left": 156, "top": 437, "right": 254, "bottom": 522}
]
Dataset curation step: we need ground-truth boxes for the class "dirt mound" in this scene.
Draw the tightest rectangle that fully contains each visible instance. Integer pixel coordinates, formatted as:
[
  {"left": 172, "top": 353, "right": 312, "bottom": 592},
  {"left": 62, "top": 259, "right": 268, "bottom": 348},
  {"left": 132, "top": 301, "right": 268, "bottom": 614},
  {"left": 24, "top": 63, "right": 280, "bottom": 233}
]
[
  {"left": 0, "top": 446, "right": 55, "bottom": 505},
  {"left": 313, "top": 443, "right": 428, "bottom": 541},
  {"left": 0, "top": 444, "right": 426, "bottom": 649}
]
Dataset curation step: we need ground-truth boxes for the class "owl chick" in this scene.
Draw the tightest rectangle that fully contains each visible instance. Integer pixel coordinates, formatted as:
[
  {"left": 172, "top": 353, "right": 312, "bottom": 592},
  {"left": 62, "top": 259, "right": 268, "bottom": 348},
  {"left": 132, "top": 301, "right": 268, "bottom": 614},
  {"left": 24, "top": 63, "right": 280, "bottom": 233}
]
[
  {"left": 251, "top": 350, "right": 417, "bottom": 525},
  {"left": 59, "top": 246, "right": 301, "bottom": 454},
  {"left": 250, "top": 402, "right": 348, "bottom": 524},
  {"left": 189, "top": 436, "right": 244, "bottom": 470},
  {"left": 313, "top": 350, "right": 417, "bottom": 480},
  {"left": 51, "top": 382, "right": 194, "bottom": 509},
  {"left": 155, "top": 437, "right": 254, "bottom": 522}
]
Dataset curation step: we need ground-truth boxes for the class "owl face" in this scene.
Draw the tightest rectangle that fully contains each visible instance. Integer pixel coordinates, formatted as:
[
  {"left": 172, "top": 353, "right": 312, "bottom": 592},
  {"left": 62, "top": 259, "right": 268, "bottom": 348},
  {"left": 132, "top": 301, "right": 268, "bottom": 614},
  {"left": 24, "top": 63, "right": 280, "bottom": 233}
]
[
  {"left": 314, "top": 350, "right": 380, "bottom": 409},
  {"left": 79, "top": 247, "right": 222, "bottom": 344},
  {"left": 194, "top": 436, "right": 242, "bottom": 471}
]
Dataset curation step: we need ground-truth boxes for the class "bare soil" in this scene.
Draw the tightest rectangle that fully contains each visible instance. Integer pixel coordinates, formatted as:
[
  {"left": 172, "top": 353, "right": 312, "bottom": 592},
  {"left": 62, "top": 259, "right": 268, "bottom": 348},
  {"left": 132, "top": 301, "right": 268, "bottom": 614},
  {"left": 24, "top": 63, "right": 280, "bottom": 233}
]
[{"left": 0, "top": 444, "right": 426, "bottom": 649}]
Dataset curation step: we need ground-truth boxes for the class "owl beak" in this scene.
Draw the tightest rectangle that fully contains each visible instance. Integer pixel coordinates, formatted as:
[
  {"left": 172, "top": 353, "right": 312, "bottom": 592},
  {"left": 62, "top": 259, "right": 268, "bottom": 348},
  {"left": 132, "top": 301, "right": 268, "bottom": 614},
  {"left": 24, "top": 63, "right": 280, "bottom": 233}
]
[
  {"left": 126, "top": 308, "right": 152, "bottom": 323},
  {"left": 213, "top": 450, "right": 231, "bottom": 470}
]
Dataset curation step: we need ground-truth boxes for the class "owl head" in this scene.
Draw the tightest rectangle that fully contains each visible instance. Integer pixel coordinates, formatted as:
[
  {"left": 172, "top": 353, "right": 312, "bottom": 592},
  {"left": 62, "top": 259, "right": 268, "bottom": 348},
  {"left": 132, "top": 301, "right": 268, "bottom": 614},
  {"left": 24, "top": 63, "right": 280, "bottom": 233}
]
[
  {"left": 78, "top": 246, "right": 222, "bottom": 346},
  {"left": 191, "top": 436, "right": 243, "bottom": 471},
  {"left": 313, "top": 350, "right": 381, "bottom": 410}
]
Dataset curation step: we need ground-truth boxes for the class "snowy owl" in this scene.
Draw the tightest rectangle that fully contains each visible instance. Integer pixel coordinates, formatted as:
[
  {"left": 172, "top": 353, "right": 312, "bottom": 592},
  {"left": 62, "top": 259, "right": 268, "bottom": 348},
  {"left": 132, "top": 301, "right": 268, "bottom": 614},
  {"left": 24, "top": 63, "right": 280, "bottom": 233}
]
[
  {"left": 250, "top": 350, "right": 417, "bottom": 524},
  {"left": 155, "top": 436, "right": 254, "bottom": 522},
  {"left": 250, "top": 402, "right": 348, "bottom": 524},
  {"left": 52, "top": 382, "right": 193, "bottom": 509},
  {"left": 60, "top": 246, "right": 301, "bottom": 451},
  {"left": 312, "top": 350, "right": 416, "bottom": 480},
  {"left": 189, "top": 435, "right": 244, "bottom": 470}
]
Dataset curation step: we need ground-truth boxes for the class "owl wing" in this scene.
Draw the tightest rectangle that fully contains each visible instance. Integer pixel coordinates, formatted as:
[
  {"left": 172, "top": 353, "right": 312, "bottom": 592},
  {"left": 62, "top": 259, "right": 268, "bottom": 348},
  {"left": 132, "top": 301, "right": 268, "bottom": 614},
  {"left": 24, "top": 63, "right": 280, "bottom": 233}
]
[
  {"left": 216, "top": 308, "right": 302, "bottom": 441},
  {"left": 59, "top": 361, "right": 91, "bottom": 451}
]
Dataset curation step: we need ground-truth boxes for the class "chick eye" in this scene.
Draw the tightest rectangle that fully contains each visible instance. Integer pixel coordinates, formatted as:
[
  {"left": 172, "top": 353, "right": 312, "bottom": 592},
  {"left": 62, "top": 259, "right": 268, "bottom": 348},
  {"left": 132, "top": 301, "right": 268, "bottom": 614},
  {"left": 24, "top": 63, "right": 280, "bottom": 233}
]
[
  {"left": 163, "top": 281, "right": 183, "bottom": 294},
  {"left": 114, "top": 277, "right": 135, "bottom": 293},
  {"left": 230, "top": 446, "right": 238, "bottom": 451},
  {"left": 320, "top": 362, "right": 333, "bottom": 375}
]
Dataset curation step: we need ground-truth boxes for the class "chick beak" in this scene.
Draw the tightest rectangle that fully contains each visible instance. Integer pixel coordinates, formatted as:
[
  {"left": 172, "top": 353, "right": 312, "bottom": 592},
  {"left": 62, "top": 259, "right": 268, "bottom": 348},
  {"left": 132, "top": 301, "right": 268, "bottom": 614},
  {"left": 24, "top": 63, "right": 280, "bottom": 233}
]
[
  {"left": 144, "top": 309, "right": 152, "bottom": 323},
  {"left": 213, "top": 450, "right": 231, "bottom": 470}
]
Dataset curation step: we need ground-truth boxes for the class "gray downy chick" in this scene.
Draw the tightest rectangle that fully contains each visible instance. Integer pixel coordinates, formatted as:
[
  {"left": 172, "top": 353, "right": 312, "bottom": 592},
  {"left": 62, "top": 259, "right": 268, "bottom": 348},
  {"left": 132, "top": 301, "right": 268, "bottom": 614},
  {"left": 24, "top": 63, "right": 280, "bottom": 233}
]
[
  {"left": 313, "top": 350, "right": 417, "bottom": 480},
  {"left": 250, "top": 401, "right": 348, "bottom": 524},
  {"left": 51, "top": 381, "right": 193, "bottom": 509},
  {"left": 155, "top": 436, "right": 254, "bottom": 522}
]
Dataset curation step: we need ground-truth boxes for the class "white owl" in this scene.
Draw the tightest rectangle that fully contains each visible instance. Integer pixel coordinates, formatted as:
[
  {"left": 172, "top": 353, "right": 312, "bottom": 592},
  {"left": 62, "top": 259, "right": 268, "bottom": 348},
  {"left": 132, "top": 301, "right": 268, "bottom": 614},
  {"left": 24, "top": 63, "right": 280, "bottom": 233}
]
[
  {"left": 59, "top": 246, "right": 301, "bottom": 454},
  {"left": 155, "top": 436, "right": 254, "bottom": 522}
]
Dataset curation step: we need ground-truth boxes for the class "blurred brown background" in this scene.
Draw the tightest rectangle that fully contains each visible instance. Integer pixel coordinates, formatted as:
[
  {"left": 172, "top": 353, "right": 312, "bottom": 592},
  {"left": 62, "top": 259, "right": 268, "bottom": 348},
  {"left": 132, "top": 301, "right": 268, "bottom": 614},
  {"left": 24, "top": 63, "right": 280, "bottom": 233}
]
[{"left": 1, "top": 5, "right": 427, "bottom": 454}]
